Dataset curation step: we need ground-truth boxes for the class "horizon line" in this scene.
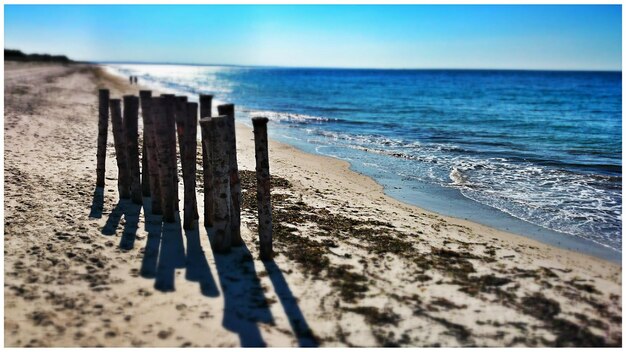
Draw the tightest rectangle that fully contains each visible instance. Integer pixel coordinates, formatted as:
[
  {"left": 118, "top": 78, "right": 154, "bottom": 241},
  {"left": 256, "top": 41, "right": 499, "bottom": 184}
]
[
  {"left": 92, "top": 60, "right": 623, "bottom": 73},
  {"left": 5, "top": 48, "right": 620, "bottom": 73}
]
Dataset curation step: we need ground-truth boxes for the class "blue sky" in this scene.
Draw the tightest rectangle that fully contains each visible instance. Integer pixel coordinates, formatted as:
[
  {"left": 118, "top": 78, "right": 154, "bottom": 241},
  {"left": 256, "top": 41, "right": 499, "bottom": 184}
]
[{"left": 4, "top": 5, "right": 622, "bottom": 70}]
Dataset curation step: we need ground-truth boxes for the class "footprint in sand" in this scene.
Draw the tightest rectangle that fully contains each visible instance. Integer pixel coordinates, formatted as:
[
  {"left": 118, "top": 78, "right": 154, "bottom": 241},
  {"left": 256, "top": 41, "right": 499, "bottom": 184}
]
[{"left": 157, "top": 328, "right": 174, "bottom": 339}]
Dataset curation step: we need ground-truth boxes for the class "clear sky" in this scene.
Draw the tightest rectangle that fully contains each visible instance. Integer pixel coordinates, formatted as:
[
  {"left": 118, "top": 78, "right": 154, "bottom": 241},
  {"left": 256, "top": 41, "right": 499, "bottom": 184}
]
[{"left": 4, "top": 5, "right": 622, "bottom": 70}]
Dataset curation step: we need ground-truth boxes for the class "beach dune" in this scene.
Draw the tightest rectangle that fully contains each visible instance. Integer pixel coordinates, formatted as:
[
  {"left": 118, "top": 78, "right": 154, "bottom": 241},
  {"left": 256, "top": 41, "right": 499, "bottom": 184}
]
[{"left": 3, "top": 62, "right": 622, "bottom": 347}]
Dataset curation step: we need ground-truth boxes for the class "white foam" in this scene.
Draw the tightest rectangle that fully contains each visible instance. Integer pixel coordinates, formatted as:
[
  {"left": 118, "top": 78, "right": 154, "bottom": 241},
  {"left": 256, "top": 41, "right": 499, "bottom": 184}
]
[
  {"left": 449, "top": 168, "right": 466, "bottom": 185},
  {"left": 298, "top": 124, "right": 622, "bottom": 251},
  {"left": 248, "top": 110, "right": 331, "bottom": 123}
]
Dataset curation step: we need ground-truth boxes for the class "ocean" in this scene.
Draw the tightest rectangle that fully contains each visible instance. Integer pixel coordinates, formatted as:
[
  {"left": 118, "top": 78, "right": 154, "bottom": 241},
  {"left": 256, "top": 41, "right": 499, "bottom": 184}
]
[{"left": 104, "top": 64, "right": 622, "bottom": 261}]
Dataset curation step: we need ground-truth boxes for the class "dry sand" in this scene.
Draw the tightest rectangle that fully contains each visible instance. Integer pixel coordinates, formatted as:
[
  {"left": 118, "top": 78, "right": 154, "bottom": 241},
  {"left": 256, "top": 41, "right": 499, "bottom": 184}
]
[{"left": 4, "top": 62, "right": 622, "bottom": 347}]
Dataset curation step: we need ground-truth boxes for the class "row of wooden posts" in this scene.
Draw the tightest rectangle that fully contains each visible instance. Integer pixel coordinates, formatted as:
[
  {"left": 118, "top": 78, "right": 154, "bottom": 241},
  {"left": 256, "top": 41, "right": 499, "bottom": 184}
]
[{"left": 95, "top": 89, "right": 273, "bottom": 260}]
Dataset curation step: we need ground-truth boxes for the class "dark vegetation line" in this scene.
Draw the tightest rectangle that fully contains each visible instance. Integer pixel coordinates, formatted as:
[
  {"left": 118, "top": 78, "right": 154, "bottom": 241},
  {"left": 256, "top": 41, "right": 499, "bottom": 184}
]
[{"left": 5, "top": 49, "right": 73, "bottom": 63}]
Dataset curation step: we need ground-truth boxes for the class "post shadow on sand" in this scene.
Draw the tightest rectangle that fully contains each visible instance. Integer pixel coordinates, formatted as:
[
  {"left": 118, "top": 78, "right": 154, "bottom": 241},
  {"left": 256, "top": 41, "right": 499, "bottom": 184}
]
[
  {"left": 207, "top": 227, "right": 319, "bottom": 347},
  {"left": 88, "top": 186, "right": 105, "bottom": 219},
  {"left": 138, "top": 198, "right": 186, "bottom": 292},
  {"left": 207, "top": 227, "right": 274, "bottom": 347},
  {"left": 138, "top": 198, "right": 218, "bottom": 296},
  {"left": 100, "top": 198, "right": 141, "bottom": 250},
  {"left": 263, "top": 260, "right": 319, "bottom": 347},
  {"left": 153, "top": 217, "right": 187, "bottom": 291},
  {"left": 185, "top": 226, "right": 220, "bottom": 297},
  {"left": 95, "top": 194, "right": 316, "bottom": 347},
  {"left": 139, "top": 198, "right": 163, "bottom": 279}
]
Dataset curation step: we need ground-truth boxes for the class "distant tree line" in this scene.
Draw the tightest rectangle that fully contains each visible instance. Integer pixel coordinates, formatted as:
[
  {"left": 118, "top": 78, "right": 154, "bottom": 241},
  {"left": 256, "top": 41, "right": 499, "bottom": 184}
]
[{"left": 5, "top": 49, "right": 73, "bottom": 63}]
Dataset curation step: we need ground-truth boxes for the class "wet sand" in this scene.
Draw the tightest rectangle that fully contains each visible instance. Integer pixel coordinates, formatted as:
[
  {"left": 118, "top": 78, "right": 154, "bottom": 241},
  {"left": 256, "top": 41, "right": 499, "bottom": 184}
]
[{"left": 4, "top": 61, "right": 622, "bottom": 347}]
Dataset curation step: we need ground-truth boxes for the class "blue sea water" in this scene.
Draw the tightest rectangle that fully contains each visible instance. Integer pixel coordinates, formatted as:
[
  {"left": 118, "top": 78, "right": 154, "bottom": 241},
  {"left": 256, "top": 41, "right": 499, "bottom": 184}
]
[{"left": 105, "top": 64, "right": 622, "bottom": 260}]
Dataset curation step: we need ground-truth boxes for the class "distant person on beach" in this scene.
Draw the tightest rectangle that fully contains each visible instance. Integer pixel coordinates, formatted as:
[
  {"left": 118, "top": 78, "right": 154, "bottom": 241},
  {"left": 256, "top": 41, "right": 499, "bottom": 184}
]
[
  {"left": 129, "top": 76, "right": 133, "bottom": 85},
  {"left": 134, "top": 76, "right": 138, "bottom": 85}
]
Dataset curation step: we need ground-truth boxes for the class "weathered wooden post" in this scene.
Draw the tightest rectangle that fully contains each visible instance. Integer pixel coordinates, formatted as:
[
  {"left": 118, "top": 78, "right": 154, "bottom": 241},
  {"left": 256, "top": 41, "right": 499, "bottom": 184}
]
[
  {"left": 140, "top": 91, "right": 151, "bottom": 198},
  {"left": 175, "top": 96, "right": 188, "bottom": 159},
  {"left": 161, "top": 94, "right": 179, "bottom": 210},
  {"left": 252, "top": 117, "right": 273, "bottom": 260},
  {"left": 141, "top": 138, "right": 150, "bottom": 196},
  {"left": 109, "top": 99, "right": 130, "bottom": 199},
  {"left": 175, "top": 96, "right": 188, "bottom": 214},
  {"left": 96, "top": 89, "right": 110, "bottom": 188},
  {"left": 140, "top": 90, "right": 162, "bottom": 214},
  {"left": 200, "top": 116, "right": 231, "bottom": 252},
  {"left": 124, "top": 95, "right": 142, "bottom": 205},
  {"left": 152, "top": 97, "right": 177, "bottom": 222},
  {"left": 218, "top": 104, "right": 242, "bottom": 246},
  {"left": 199, "top": 94, "right": 214, "bottom": 226},
  {"left": 182, "top": 102, "right": 199, "bottom": 230},
  {"left": 161, "top": 94, "right": 180, "bottom": 211}
]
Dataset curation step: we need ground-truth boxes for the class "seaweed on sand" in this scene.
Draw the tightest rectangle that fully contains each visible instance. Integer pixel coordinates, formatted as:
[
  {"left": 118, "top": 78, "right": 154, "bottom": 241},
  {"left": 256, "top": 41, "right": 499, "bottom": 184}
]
[{"left": 237, "top": 169, "right": 620, "bottom": 347}]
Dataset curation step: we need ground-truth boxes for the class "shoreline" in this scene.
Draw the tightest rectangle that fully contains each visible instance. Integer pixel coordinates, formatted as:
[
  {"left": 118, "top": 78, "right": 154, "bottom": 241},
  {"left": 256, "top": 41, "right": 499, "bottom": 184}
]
[
  {"left": 265, "top": 128, "right": 622, "bottom": 264},
  {"left": 4, "top": 62, "right": 622, "bottom": 347},
  {"left": 248, "top": 123, "right": 621, "bottom": 268},
  {"left": 355, "top": 161, "right": 623, "bottom": 263}
]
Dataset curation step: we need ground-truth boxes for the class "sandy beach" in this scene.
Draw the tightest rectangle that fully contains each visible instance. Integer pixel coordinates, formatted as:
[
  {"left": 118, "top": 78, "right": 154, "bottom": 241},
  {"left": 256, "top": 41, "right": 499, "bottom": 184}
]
[{"left": 4, "top": 61, "right": 622, "bottom": 347}]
